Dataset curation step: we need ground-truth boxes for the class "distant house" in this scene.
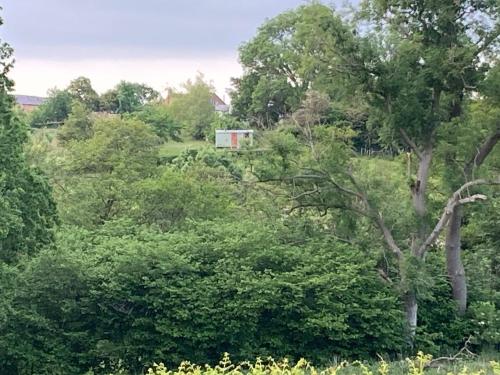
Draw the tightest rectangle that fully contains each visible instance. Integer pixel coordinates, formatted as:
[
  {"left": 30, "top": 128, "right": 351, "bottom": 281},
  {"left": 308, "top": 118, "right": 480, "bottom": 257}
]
[
  {"left": 210, "top": 93, "right": 230, "bottom": 113},
  {"left": 15, "top": 95, "right": 46, "bottom": 112},
  {"left": 164, "top": 91, "right": 230, "bottom": 113}
]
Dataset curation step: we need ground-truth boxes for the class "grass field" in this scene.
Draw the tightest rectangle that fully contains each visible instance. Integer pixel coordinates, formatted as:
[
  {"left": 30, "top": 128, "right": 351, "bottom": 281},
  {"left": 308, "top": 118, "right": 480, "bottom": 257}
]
[{"left": 158, "top": 139, "right": 210, "bottom": 158}]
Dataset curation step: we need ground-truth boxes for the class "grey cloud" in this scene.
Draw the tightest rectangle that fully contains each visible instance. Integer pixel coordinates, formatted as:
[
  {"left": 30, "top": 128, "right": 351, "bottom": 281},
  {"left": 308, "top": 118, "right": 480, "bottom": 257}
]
[{"left": 2, "top": 0, "right": 315, "bottom": 59}]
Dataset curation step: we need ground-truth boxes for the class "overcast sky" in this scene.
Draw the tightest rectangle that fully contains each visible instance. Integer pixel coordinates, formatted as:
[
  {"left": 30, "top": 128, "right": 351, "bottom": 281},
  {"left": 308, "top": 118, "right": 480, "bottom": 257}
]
[{"left": 1, "top": 0, "right": 334, "bottom": 98}]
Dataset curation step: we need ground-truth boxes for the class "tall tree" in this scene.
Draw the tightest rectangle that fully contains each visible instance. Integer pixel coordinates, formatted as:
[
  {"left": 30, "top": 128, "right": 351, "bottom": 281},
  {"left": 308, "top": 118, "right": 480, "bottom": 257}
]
[
  {"left": 0, "top": 13, "right": 58, "bottom": 263},
  {"left": 67, "top": 76, "right": 100, "bottom": 111},
  {"left": 443, "top": 64, "right": 500, "bottom": 314},
  {"left": 359, "top": 0, "right": 500, "bottom": 327},
  {"left": 29, "top": 88, "right": 73, "bottom": 127},
  {"left": 100, "top": 81, "right": 160, "bottom": 114},
  {"left": 249, "top": 0, "right": 500, "bottom": 338},
  {"left": 231, "top": 3, "right": 364, "bottom": 129},
  {"left": 57, "top": 117, "right": 160, "bottom": 227},
  {"left": 167, "top": 74, "right": 215, "bottom": 140}
]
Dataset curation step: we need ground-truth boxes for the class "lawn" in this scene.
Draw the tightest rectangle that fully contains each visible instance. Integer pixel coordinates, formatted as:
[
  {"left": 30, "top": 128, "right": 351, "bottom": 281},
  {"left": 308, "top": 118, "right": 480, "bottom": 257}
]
[{"left": 158, "top": 139, "right": 210, "bottom": 158}]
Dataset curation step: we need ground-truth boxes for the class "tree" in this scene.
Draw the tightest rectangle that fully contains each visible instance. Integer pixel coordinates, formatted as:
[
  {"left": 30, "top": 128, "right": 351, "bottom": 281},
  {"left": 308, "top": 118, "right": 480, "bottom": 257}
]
[
  {"left": 230, "top": 3, "right": 360, "bottom": 129},
  {"left": 101, "top": 81, "right": 160, "bottom": 114},
  {"left": 67, "top": 76, "right": 100, "bottom": 111},
  {"left": 247, "top": 0, "right": 500, "bottom": 339},
  {"left": 0, "top": 14, "right": 57, "bottom": 263},
  {"left": 1, "top": 219, "right": 404, "bottom": 373},
  {"left": 131, "top": 103, "right": 182, "bottom": 141},
  {"left": 358, "top": 0, "right": 500, "bottom": 326},
  {"left": 56, "top": 102, "right": 94, "bottom": 144},
  {"left": 57, "top": 117, "right": 160, "bottom": 227},
  {"left": 167, "top": 74, "right": 216, "bottom": 139},
  {"left": 441, "top": 65, "right": 500, "bottom": 314},
  {"left": 29, "top": 88, "right": 73, "bottom": 127}
]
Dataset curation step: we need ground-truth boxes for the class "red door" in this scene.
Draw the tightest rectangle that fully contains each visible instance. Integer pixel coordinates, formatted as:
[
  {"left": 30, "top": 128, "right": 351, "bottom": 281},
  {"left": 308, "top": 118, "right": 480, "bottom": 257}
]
[{"left": 231, "top": 132, "right": 238, "bottom": 148}]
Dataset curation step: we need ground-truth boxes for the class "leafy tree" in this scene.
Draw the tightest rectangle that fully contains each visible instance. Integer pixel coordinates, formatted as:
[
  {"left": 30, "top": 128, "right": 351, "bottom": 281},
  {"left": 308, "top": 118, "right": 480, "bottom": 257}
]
[
  {"left": 56, "top": 101, "right": 94, "bottom": 144},
  {"left": 132, "top": 167, "right": 235, "bottom": 230},
  {"left": 29, "top": 88, "right": 73, "bottom": 127},
  {"left": 248, "top": 0, "right": 500, "bottom": 336},
  {"left": 167, "top": 74, "right": 216, "bottom": 139},
  {"left": 356, "top": 0, "right": 500, "bottom": 324},
  {"left": 0, "top": 17, "right": 57, "bottom": 264},
  {"left": 67, "top": 76, "right": 100, "bottom": 111},
  {"left": 101, "top": 81, "right": 160, "bottom": 114},
  {"left": 57, "top": 117, "right": 160, "bottom": 226},
  {"left": 230, "top": 3, "right": 360, "bottom": 129},
  {"left": 132, "top": 103, "right": 182, "bottom": 141},
  {"left": 439, "top": 64, "right": 500, "bottom": 314}
]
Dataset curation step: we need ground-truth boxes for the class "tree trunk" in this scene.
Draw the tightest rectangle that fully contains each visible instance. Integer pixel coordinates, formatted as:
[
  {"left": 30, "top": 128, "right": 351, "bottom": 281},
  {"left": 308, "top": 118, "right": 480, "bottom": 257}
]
[
  {"left": 445, "top": 205, "right": 467, "bottom": 315},
  {"left": 404, "top": 290, "right": 418, "bottom": 340},
  {"left": 412, "top": 147, "right": 433, "bottom": 220},
  {"left": 407, "top": 145, "right": 432, "bottom": 337},
  {"left": 444, "top": 129, "right": 499, "bottom": 314}
]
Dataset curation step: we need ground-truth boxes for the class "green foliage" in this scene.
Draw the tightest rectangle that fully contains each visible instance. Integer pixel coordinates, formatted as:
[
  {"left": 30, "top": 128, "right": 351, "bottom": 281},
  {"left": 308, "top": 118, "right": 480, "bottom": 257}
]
[
  {"left": 146, "top": 353, "right": 499, "bottom": 375},
  {"left": 132, "top": 167, "right": 235, "bottom": 230},
  {"left": 132, "top": 103, "right": 182, "bottom": 141},
  {"left": 0, "top": 219, "right": 404, "bottom": 373},
  {"left": 101, "top": 81, "right": 160, "bottom": 114},
  {"left": 29, "top": 88, "right": 73, "bottom": 128},
  {"left": 67, "top": 76, "right": 100, "bottom": 111},
  {"left": 231, "top": 3, "right": 365, "bottom": 129},
  {"left": 167, "top": 74, "right": 216, "bottom": 139},
  {"left": 0, "top": 2, "right": 499, "bottom": 373},
  {"left": 171, "top": 147, "right": 243, "bottom": 180},
  {"left": 0, "top": 27, "right": 57, "bottom": 264},
  {"left": 56, "top": 116, "right": 160, "bottom": 226},
  {"left": 57, "top": 101, "right": 94, "bottom": 144}
]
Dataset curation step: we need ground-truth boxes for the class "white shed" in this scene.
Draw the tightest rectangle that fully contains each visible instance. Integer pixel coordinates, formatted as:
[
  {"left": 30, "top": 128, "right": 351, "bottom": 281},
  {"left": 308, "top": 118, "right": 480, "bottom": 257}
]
[{"left": 215, "top": 130, "right": 254, "bottom": 149}]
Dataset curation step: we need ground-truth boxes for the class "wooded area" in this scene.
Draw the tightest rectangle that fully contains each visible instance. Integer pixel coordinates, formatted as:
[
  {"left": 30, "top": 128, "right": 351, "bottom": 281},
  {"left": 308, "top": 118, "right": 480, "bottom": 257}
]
[{"left": 0, "top": 1, "right": 499, "bottom": 374}]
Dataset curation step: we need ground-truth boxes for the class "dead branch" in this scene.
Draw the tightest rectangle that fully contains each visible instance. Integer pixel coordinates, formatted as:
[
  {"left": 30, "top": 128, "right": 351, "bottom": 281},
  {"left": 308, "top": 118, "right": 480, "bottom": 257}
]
[{"left": 426, "top": 336, "right": 477, "bottom": 369}]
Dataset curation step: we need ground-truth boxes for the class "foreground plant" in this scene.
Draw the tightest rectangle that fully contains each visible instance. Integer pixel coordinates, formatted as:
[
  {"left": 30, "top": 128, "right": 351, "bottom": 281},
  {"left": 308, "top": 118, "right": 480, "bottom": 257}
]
[{"left": 145, "top": 353, "right": 499, "bottom": 375}]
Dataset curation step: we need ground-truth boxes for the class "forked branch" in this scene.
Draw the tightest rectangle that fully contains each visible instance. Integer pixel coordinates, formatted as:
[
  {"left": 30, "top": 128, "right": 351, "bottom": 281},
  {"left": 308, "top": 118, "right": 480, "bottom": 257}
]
[{"left": 417, "top": 178, "right": 500, "bottom": 257}]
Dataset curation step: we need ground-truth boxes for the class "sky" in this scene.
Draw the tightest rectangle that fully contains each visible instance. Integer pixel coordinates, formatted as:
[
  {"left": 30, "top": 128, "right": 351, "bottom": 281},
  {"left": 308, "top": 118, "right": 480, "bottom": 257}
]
[{"left": 0, "top": 0, "right": 322, "bottom": 99}]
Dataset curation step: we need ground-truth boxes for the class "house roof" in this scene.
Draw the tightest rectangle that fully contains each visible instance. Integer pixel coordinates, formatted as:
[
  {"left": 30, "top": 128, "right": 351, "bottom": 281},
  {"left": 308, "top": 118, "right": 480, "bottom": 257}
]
[{"left": 14, "top": 95, "right": 46, "bottom": 106}]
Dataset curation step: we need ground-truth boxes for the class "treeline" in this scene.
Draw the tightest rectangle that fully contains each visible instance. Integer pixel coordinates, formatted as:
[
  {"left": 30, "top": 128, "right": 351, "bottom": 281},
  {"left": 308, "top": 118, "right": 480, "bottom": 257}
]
[
  {"left": 28, "top": 74, "right": 242, "bottom": 141},
  {"left": 1, "top": 1, "right": 500, "bottom": 374}
]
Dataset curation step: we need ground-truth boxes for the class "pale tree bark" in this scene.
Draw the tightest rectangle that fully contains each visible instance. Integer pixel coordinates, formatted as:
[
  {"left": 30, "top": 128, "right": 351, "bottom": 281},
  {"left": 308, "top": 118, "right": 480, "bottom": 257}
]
[
  {"left": 445, "top": 205, "right": 467, "bottom": 314},
  {"left": 408, "top": 142, "right": 433, "bottom": 336},
  {"left": 445, "top": 128, "right": 499, "bottom": 314}
]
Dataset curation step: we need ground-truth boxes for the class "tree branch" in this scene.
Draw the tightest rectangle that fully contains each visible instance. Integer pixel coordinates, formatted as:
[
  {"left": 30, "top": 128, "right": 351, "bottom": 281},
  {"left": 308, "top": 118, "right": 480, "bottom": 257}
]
[
  {"left": 417, "top": 178, "right": 500, "bottom": 257},
  {"left": 346, "top": 171, "right": 404, "bottom": 259},
  {"left": 399, "top": 129, "right": 423, "bottom": 160},
  {"left": 465, "top": 126, "right": 500, "bottom": 176}
]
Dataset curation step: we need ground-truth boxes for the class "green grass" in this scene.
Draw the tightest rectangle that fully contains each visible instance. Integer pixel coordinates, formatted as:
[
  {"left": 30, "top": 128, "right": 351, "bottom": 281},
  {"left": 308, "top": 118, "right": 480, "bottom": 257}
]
[{"left": 158, "top": 139, "right": 210, "bottom": 158}]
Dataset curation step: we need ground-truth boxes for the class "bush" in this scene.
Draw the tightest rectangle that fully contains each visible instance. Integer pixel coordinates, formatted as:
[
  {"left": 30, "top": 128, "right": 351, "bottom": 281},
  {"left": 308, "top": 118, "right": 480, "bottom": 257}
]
[{"left": 0, "top": 219, "right": 405, "bottom": 374}]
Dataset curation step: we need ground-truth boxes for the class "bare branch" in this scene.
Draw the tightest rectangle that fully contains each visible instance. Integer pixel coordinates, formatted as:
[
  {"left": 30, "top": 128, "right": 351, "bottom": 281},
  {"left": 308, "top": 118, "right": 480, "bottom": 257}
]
[
  {"left": 347, "top": 171, "right": 404, "bottom": 259},
  {"left": 417, "top": 178, "right": 500, "bottom": 256},
  {"left": 291, "top": 187, "right": 320, "bottom": 200},
  {"left": 399, "top": 128, "right": 423, "bottom": 160},
  {"left": 374, "top": 212, "right": 404, "bottom": 259},
  {"left": 465, "top": 126, "right": 500, "bottom": 177},
  {"left": 473, "top": 26, "right": 500, "bottom": 57}
]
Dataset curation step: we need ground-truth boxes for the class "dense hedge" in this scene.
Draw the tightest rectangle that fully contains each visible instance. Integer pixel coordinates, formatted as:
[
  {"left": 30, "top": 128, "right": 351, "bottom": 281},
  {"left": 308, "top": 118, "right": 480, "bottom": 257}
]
[{"left": 0, "top": 219, "right": 405, "bottom": 374}]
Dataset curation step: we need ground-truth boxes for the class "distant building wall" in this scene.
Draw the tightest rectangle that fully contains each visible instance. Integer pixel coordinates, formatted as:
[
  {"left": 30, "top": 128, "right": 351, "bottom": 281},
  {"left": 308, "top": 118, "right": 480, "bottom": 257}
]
[
  {"left": 14, "top": 95, "right": 46, "bottom": 112},
  {"left": 19, "top": 103, "right": 39, "bottom": 112}
]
